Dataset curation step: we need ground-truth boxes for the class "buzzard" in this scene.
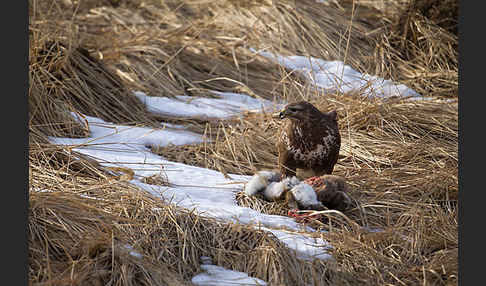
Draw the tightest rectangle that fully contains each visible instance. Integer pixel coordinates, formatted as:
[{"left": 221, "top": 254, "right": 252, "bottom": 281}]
[{"left": 273, "top": 101, "right": 341, "bottom": 178}]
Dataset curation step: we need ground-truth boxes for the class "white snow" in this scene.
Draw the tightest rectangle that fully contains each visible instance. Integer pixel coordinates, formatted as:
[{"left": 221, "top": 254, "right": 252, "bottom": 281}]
[
  {"left": 50, "top": 112, "right": 203, "bottom": 151},
  {"left": 192, "top": 256, "right": 269, "bottom": 286},
  {"left": 134, "top": 91, "right": 280, "bottom": 119},
  {"left": 192, "top": 264, "right": 267, "bottom": 286},
  {"left": 261, "top": 227, "right": 332, "bottom": 261},
  {"left": 48, "top": 113, "right": 204, "bottom": 178},
  {"left": 253, "top": 49, "right": 422, "bottom": 99}
]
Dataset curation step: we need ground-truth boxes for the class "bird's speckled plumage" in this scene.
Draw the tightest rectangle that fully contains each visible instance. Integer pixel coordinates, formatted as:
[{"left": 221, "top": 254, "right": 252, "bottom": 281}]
[{"left": 274, "top": 101, "right": 341, "bottom": 178}]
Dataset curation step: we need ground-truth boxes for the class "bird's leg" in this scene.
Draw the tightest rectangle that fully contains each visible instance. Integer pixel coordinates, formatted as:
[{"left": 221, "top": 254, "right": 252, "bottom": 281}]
[{"left": 278, "top": 150, "right": 297, "bottom": 179}]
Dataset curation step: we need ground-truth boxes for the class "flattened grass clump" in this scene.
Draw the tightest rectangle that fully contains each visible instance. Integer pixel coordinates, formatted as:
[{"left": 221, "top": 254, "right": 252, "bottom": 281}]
[
  {"left": 398, "top": 0, "right": 458, "bottom": 36},
  {"left": 32, "top": 40, "right": 150, "bottom": 123},
  {"left": 29, "top": 37, "right": 160, "bottom": 143},
  {"left": 29, "top": 191, "right": 190, "bottom": 286},
  {"left": 29, "top": 41, "right": 89, "bottom": 140},
  {"left": 29, "top": 143, "right": 110, "bottom": 182},
  {"left": 235, "top": 191, "right": 290, "bottom": 217},
  {"left": 366, "top": 0, "right": 458, "bottom": 98}
]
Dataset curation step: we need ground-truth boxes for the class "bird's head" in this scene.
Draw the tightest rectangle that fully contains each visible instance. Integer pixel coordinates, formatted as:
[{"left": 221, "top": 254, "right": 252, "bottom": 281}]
[{"left": 272, "top": 101, "right": 337, "bottom": 122}]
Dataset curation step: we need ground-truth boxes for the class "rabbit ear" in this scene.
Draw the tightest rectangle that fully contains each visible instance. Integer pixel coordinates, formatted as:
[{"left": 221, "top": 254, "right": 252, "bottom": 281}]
[{"left": 327, "top": 110, "right": 338, "bottom": 121}]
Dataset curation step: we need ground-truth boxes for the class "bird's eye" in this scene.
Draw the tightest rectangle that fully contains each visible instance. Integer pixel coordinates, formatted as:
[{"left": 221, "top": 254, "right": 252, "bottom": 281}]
[{"left": 288, "top": 107, "right": 298, "bottom": 112}]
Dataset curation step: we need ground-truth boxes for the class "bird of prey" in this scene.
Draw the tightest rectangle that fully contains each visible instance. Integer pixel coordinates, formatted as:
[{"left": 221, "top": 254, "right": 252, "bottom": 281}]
[{"left": 273, "top": 101, "right": 341, "bottom": 178}]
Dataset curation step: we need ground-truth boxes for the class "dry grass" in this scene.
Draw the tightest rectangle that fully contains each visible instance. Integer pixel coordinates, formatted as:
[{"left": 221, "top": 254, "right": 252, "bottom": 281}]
[
  {"left": 29, "top": 32, "right": 160, "bottom": 143},
  {"left": 29, "top": 0, "right": 458, "bottom": 285},
  {"left": 153, "top": 111, "right": 280, "bottom": 177},
  {"left": 363, "top": 0, "right": 458, "bottom": 98}
]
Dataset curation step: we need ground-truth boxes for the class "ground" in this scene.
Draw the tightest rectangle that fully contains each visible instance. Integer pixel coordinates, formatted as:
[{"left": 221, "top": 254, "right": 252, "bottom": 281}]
[{"left": 29, "top": 0, "right": 458, "bottom": 285}]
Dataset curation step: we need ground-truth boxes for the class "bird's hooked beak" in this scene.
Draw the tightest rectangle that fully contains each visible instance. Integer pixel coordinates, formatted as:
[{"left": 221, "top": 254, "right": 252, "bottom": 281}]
[{"left": 272, "top": 108, "right": 287, "bottom": 119}]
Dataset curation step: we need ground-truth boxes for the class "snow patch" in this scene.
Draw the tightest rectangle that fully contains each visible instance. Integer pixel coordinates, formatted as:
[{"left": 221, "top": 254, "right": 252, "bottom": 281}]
[
  {"left": 253, "top": 49, "right": 421, "bottom": 99},
  {"left": 261, "top": 227, "right": 333, "bottom": 261},
  {"left": 134, "top": 91, "right": 281, "bottom": 119},
  {"left": 192, "top": 264, "right": 267, "bottom": 286}
]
